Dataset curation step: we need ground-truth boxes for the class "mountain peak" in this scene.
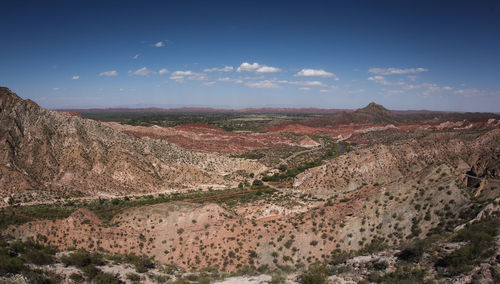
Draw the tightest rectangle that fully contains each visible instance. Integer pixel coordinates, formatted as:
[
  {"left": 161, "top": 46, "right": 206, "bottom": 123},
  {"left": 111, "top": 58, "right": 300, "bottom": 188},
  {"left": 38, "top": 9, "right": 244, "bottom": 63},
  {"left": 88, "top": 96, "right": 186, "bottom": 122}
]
[
  {"left": 361, "top": 102, "right": 388, "bottom": 111},
  {"left": 0, "top": 87, "right": 19, "bottom": 100}
]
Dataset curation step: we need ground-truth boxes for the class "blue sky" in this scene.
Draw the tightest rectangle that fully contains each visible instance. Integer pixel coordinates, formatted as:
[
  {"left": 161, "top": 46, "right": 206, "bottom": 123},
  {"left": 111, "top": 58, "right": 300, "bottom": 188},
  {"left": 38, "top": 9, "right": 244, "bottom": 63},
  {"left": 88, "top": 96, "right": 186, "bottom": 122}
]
[{"left": 1, "top": 0, "right": 499, "bottom": 111}]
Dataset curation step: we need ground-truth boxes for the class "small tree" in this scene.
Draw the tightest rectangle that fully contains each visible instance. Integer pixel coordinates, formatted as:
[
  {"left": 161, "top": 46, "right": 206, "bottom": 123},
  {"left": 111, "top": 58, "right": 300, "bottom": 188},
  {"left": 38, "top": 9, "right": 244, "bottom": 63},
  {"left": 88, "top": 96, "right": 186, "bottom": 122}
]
[
  {"left": 299, "top": 262, "right": 328, "bottom": 284},
  {"left": 252, "top": 179, "right": 264, "bottom": 187}
]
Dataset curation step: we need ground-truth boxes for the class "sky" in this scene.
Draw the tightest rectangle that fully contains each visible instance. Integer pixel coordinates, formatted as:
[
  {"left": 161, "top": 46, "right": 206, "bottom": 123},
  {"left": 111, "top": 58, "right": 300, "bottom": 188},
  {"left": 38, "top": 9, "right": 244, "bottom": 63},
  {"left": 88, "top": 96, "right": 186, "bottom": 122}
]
[{"left": 1, "top": 0, "right": 499, "bottom": 112}]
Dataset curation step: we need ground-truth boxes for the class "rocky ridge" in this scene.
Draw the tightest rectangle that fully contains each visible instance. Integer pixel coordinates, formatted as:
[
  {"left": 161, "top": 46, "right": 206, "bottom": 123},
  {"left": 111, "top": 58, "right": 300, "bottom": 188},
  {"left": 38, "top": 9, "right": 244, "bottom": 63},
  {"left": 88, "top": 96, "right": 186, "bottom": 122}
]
[{"left": 0, "top": 87, "right": 266, "bottom": 203}]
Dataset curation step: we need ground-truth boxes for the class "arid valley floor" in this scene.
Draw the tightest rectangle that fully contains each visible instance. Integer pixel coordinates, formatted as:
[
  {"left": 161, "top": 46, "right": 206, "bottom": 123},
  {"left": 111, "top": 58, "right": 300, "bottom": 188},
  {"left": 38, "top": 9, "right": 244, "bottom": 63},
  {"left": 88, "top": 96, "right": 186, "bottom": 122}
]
[{"left": 0, "top": 87, "right": 499, "bottom": 283}]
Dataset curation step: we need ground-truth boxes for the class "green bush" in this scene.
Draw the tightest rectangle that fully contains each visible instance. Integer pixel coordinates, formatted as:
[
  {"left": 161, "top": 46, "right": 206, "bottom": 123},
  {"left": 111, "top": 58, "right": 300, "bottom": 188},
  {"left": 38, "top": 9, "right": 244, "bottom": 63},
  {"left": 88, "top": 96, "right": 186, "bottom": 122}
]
[
  {"left": 82, "top": 264, "right": 101, "bottom": 279},
  {"left": 252, "top": 179, "right": 264, "bottom": 186},
  {"left": 23, "top": 249, "right": 55, "bottom": 265},
  {"left": 24, "top": 268, "right": 62, "bottom": 284},
  {"left": 126, "top": 272, "right": 140, "bottom": 281},
  {"left": 299, "top": 262, "right": 328, "bottom": 284},
  {"left": 70, "top": 272, "right": 85, "bottom": 283},
  {"left": 372, "top": 267, "right": 425, "bottom": 283},
  {"left": 61, "top": 249, "right": 104, "bottom": 267},
  {"left": 0, "top": 253, "right": 25, "bottom": 274},
  {"left": 123, "top": 254, "right": 155, "bottom": 273},
  {"left": 435, "top": 217, "right": 498, "bottom": 276},
  {"left": 92, "top": 272, "right": 123, "bottom": 284}
]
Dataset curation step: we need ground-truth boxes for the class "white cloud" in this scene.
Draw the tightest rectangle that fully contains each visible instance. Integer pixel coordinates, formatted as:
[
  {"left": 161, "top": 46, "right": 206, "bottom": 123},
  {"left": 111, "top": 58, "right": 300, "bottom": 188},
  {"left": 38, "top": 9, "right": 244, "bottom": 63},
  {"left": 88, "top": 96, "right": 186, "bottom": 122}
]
[
  {"left": 319, "top": 86, "right": 339, "bottom": 93},
  {"left": 296, "top": 69, "right": 338, "bottom": 79},
  {"left": 204, "top": 66, "right": 234, "bottom": 72},
  {"left": 132, "top": 54, "right": 140, "bottom": 59},
  {"left": 170, "top": 70, "right": 207, "bottom": 82},
  {"left": 72, "top": 75, "right": 79, "bottom": 80},
  {"left": 369, "top": 75, "right": 456, "bottom": 97},
  {"left": 453, "top": 88, "right": 500, "bottom": 98},
  {"left": 99, "top": 70, "right": 118, "bottom": 77},
  {"left": 299, "top": 87, "right": 310, "bottom": 91},
  {"left": 245, "top": 80, "right": 281, "bottom": 89},
  {"left": 368, "top": 75, "right": 389, "bottom": 84},
  {"left": 172, "top": 70, "right": 194, "bottom": 76},
  {"left": 52, "top": 87, "right": 59, "bottom": 91},
  {"left": 159, "top": 68, "right": 169, "bottom": 75},
  {"left": 203, "top": 81, "right": 216, "bottom": 86},
  {"left": 288, "top": 80, "right": 326, "bottom": 87},
  {"left": 368, "top": 67, "right": 428, "bottom": 75},
  {"left": 188, "top": 73, "right": 207, "bottom": 81},
  {"left": 218, "top": 77, "right": 244, "bottom": 83},
  {"left": 454, "top": 89, "right": 481, "bottom": 97},
  {"left": 129, "top": 67, "right": 155, "bottom": 76},
  {"left": 237, "top": 62, "right": 281, "bottom": 74},
  {"left": 154, "top": 41, "right": 164, "bottom": 47},
  {"left": 241, "top": 78, "right": 326, "bottom": 89},
  {"left": 347, "top": 89, "right": 366, "bottom": 94}
]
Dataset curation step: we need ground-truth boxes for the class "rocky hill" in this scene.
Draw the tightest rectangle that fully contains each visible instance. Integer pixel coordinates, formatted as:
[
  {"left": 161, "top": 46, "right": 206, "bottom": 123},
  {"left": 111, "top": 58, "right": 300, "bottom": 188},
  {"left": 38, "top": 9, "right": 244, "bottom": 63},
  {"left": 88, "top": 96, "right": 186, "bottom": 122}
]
[
  {"left": 1, "top": 87, "right": 499, "bottom": 283},
  {"left": 6, "top": 128, "right": 499, "bottom": 275},
  {"left": 0, "top": 87, "right": 266, "bottom": 203},
  {"left": 294, "top": 130, "right": 500, "bottom": 196},
  {"left": 301, "top": 102, "right": 398, "bottom": 127}
]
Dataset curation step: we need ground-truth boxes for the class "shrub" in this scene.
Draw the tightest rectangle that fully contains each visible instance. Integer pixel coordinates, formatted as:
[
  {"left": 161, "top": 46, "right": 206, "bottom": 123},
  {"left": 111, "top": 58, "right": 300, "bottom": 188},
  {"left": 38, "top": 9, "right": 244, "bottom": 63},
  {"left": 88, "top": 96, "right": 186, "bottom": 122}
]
[
  {"left": 0, "top": 253, "right": 25, "bottom": 274},
  {"left": 92, "top": 272, "right": 123, "bottom": 284},
  {"left": 124, "top": 254, "right": 155, "bottom": 273},
  {"left": 435, "top": 218, "right": 498, "bottom": 276},
  {"left": 126, "top": 272, "right": 140, "bottom": 281},
  {"left": 24, "top": 268, "right": 62, "bottom": 284},
  {"left": 23, "top": 249, "right": 55, "bottom": 265},
  {"left": 70, "top": 272, "right": 85, "bottom": 283},
  {"left": 82, "top": 264, "right": 100, "bottom": 279},
  {"left": 374, "top": 267, "right": 425, "bottom": 283},
  {"left": 252, "top": 179, "right": 264, "bottom": 187},
  {"left": 299, "top": 262, "right": 328, "bottom": 284},
  {"left": 61, "top": 249, "right": 104, "bottom": 267}
]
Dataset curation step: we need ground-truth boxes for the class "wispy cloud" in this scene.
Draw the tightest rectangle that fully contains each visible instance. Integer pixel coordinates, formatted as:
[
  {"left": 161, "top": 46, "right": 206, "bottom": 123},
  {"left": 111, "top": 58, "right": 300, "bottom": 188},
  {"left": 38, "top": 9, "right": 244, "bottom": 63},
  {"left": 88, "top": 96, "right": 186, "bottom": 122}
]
[
  {"left": 347, "top": 88, "right": 366, "bottom": 94},
  {"left": 296, "top": 69, "right": 338, "bottom": 80},
  {"left": 72, "top": 75, "right": 79, "bottom": 80},
  {"left": 369, "top": 75, "right": 454, "bottom": 96},
  {"left": 204, "top": 66, "right": 233, "bottom": 72},
  {"left": 368, "top": 67, "right": 428, "bottom": 75},
  {"left": 245, "top": 80, "right": 282, "bottom": 88},
  {"left": 242, "top": 78, "right": 325, "bottom": 89},
  {"left": 299, "top": 87, "right": 310, "bottom": 91},
  {"left": 170, "top": 70, "right": 207, "bottom": 82},
  {"left": 52, "top": 87, "right": 59, "bottom": 91},
  {"left": 132, "top": 54, "right": 140, "bottom": 59},
  {"left": 99, "top": 70, "right": 118, "bottom": 77},
  {"left": 158, "top": 68, "right": 169, "bottom": 75},
  {"left": 319, "top": 86, "right": 338, "bottom": 93},
  {"left": 218, "top": 77, "right": 243, "bottom": 83},
  {"left": 237, "top": 62, "right": 281, "bottom": 74},
  {"left": 203, "top": 81, "right": 216, "bottom": 86},
  {"left": 129, "top": 67, "right": 155, "bottom": 76},
  {"left": 288, "top": 80, "right": 326, "bottom": 87},
  {"left": 453, "top": 88, "right": 500, "bottom": 98},
  {"left": 154, "top": 41, "right": 164, "bottom": 47}
]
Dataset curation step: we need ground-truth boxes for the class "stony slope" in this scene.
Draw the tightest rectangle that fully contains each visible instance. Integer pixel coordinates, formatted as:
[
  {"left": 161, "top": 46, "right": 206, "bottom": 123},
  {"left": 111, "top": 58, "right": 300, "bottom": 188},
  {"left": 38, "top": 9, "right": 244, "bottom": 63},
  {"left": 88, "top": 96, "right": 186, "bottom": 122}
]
[
  {"left": 6, "top": 129, "right": 499, "bottom": 273},
  {"left": 294, "top": 129, "right": 500, "bottom": 195},
  {"left": 0, "top": 87, "right": 266, "bottom": 202}
]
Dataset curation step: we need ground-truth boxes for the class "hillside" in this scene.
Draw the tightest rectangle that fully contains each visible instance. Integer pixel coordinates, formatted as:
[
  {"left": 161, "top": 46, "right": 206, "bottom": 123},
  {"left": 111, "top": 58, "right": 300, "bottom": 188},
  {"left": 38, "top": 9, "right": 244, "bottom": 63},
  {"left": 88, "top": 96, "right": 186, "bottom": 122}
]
[
  {"left": 0, "top": 87, "right": 499, "bottom": 283},
  {"left": 0, "top": 87, "right": 266, "bottom": 204},
  {"left": 301, "top": 102, "right": 398, "bottom": 127}
]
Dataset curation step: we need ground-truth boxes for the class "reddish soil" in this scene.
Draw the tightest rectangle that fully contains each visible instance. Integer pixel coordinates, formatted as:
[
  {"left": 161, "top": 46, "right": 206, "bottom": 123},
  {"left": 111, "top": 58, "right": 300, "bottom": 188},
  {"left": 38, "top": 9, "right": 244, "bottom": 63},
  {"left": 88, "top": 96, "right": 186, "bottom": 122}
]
[{"left": 103, "top": 122, "right": 297, "bottom": 154}]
